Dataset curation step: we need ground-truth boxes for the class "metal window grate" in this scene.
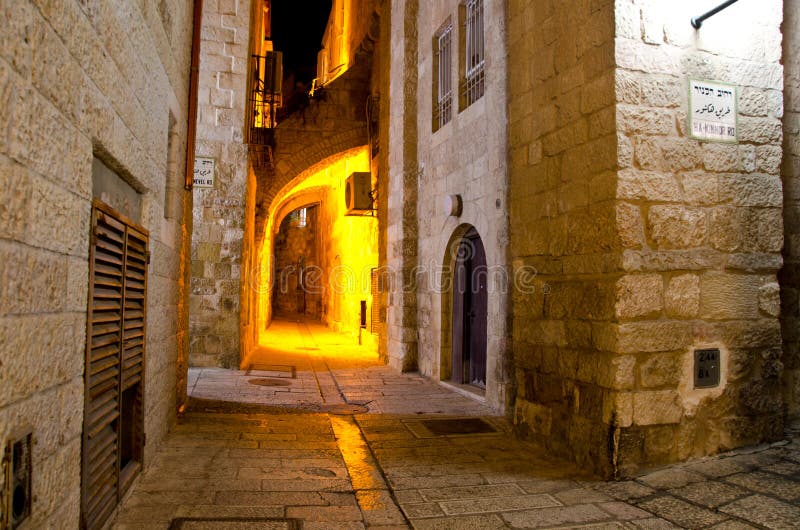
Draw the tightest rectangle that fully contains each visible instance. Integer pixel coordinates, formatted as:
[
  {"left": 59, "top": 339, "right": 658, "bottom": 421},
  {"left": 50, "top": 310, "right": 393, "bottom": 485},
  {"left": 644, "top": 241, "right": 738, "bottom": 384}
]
[
  {"left": 435, "top": 22, "right": 453, "bottom": 130},
  {"left": 463, "top": 0, "right": 485, "bottom": 106}
]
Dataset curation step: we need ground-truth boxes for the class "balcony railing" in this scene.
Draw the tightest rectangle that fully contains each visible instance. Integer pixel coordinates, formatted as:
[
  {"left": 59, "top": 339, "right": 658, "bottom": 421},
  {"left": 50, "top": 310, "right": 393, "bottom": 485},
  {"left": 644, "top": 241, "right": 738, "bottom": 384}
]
[{"left": 247, "top": 51, "right": 283, "bottom": 169}]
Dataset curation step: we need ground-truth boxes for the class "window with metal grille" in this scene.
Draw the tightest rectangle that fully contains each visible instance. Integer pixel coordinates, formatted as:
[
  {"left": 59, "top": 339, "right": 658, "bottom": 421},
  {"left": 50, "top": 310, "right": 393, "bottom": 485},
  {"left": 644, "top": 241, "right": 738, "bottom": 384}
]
[
  {"left": 461, "top": 0, "right": 485, "bottom": 108},
  {"left": 82, "top": 200, "right": 148, "bottom": 530},
  {"left": 433, "top": 20, "right": 453, "bottom": 131}
]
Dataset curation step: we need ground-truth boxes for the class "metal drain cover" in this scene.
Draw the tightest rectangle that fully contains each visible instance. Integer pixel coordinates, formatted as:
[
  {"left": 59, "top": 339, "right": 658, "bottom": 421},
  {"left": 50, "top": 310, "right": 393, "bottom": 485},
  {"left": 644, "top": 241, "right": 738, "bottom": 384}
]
[
  {"left": 170, "top": 518, "right": 299, "bottom": 530},
  {"left": 419, "top": 418, "right": 497, "bottom": 436},
  {"left": 248, "top": 378, "right": 292, "bottom": 387}
]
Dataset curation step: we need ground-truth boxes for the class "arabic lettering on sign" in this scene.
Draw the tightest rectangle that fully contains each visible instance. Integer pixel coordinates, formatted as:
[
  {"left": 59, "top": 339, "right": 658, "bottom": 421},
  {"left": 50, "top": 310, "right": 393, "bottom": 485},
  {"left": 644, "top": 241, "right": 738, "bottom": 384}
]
[
  {"left": 689, "top": 80, "right": 737, "bottom": 143},
  {"left": 193, "top": 157, "right": 215, "bottom": 189}
]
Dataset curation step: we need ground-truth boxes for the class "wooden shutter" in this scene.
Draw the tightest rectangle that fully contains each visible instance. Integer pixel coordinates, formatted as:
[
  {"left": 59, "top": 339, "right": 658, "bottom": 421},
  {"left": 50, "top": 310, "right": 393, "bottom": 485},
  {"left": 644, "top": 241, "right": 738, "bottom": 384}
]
[
  {"left": 370, "top": 268, "right": 381, "bottom": 333},
  {"left": 82, "top": 200, "right": 148, "bottom": 530}
]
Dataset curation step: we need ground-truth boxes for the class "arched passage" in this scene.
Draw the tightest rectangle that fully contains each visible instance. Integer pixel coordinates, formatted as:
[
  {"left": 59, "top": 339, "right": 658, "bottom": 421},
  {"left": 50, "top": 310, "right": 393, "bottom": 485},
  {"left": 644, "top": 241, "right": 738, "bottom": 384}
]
[{"left": 250, "top": 146, "right": 380, "bottom": 359}]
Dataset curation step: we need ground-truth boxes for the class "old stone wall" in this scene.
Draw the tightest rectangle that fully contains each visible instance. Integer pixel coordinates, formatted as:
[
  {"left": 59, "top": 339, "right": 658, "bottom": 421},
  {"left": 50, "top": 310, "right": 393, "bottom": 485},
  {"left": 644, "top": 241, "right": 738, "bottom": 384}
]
[
  {"left": 507, "top": 0, "right": 620, "bottom": 475},
  {"left": 782, "top": 0, "right": 800, "bottom": 420},
  {"left": 190, "top": 0, "right": 251, "bottom": 368},
  {"left": 411, "top": 0, "right": 511, "bottom": 410},
  {"left": 611, "top": 0, "right": 785, "bottom": 476},
  {"left": 385, "top": 0, "right": 420, "bottom": 372},
  {"left": 0, "top": 0, "right": 193, "bottom": 525}
]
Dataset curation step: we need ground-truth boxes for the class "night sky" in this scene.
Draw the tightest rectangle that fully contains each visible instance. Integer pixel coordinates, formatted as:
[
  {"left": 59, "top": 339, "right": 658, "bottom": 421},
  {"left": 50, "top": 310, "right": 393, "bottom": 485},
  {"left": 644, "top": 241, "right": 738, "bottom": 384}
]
[{"left": 271, "top": 1, "right": 333, "bottom": 85}]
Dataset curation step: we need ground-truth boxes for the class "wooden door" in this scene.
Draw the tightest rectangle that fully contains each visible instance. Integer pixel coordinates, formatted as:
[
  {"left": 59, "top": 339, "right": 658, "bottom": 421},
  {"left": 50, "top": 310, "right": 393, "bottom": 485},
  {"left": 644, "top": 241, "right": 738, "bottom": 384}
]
[
  {"left": 451, "top": 229, "right": 487, "bottom": 387},
  {"left": 82, "top": 200, "right": 148, "bottom": 529},
  {"left": 467, "top": 231, "right": 488, "bottom": 387}
]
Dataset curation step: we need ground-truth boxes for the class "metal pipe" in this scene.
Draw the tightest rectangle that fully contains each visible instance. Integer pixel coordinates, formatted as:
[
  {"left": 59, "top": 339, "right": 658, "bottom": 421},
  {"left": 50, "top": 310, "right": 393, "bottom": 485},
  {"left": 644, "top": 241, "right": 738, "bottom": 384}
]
[
  {"left": 691, "top": 0, "right": 740, "bottom": 29},
  {"left": 184, "top": 0, "right": 203, "bottom": 190}
]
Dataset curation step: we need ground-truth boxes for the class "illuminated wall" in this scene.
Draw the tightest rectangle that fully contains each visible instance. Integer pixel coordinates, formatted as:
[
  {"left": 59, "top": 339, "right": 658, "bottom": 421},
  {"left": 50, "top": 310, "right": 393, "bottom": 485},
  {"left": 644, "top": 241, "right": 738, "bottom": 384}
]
[
  {"left": 317, "top": 0, "right": 376, "bottom": 86},
  {"left": 256, "top": 147, "right": 378, "bottom": 347}
]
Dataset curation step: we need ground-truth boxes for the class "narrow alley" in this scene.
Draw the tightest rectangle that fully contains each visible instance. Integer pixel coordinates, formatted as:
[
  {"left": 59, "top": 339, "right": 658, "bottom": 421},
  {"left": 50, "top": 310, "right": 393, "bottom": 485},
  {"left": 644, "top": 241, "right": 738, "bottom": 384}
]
[
  {"left": 112, "top": 322, "right": 800, "bottom": 529},
  {"left": 5, "top": 1, "right": 800, "bottom": 528}
]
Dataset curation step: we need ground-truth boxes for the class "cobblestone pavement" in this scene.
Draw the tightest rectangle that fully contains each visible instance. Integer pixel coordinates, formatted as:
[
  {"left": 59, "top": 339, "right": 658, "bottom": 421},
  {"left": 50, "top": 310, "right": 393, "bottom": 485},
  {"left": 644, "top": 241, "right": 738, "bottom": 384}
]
[{"left": 113, "top": 320, "right": 800, "bottom": 529}]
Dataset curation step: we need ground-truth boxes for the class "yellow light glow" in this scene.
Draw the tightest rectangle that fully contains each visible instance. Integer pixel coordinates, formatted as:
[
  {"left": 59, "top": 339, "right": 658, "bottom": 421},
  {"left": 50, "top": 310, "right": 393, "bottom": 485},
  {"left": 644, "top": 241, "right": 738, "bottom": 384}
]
[{"left": 255, "top": 147, "right": 377, "bottom": 348}]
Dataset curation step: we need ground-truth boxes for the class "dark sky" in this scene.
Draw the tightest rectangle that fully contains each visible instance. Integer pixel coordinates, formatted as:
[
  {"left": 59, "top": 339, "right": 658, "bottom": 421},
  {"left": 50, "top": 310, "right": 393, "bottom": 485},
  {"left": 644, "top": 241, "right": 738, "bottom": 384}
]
[{"left": 271, "top": 1, "right": 333, "bottom": 84}]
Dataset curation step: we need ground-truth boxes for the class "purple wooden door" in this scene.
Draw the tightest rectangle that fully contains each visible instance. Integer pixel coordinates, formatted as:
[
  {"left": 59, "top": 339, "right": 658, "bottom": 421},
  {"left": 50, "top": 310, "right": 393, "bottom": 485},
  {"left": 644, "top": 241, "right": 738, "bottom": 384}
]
[{"left": 451, "top": 229, "right": 488, "bottom": 387}]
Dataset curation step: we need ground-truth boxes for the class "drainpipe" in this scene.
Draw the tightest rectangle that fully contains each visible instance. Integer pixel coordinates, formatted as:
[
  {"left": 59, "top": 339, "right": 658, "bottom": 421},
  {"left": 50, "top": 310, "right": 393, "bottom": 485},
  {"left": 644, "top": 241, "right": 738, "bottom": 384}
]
[{"left": 185, "top": 0, "right": 203, "bottom": 190}]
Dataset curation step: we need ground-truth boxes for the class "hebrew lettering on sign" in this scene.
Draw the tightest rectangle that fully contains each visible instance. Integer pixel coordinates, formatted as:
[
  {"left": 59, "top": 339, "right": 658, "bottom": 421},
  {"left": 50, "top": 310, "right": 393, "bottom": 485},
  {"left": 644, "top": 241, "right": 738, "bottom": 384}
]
[
  {"left": 193, "top": 157, "right": 215, "bottom": 189},
  {"left": 689, "top": 79, "right": 737, "bottom": 143}
]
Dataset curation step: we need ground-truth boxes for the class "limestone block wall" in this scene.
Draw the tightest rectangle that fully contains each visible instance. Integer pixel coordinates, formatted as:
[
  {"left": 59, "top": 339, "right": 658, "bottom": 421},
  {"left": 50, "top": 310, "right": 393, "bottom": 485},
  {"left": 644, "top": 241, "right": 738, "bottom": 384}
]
[
  {"left": 782, "top": 0, "right": 800, "bottom": 420},
  {"left": 385, "top": 0, "right": 420, "bottom": 372},
  {"left": 507, "top": 0, "right": 620, "bottom": 475},
  {"left": 610, "top": 0, "right": 785, "bottom": 475},
  {"left": 0, "top": 0, "right": 193, "bottom": 525},
  {"left": 413, "top": 0, "right": 511, "bottom": 411},
  {"left": 190, "top": 0, "right": 251, "bottom": 368}
]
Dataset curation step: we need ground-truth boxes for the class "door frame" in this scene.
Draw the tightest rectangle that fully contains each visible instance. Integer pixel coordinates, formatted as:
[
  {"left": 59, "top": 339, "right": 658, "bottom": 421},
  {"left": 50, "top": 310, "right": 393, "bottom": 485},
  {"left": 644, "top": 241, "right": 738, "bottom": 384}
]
[{"left": 439, "top": 224, "right": 488, "bottom": 392}]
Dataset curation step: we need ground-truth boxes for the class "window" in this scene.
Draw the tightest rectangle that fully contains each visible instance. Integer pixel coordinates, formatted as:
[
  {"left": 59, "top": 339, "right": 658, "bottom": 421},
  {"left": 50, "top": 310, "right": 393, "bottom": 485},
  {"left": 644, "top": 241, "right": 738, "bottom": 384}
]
[
  {"left": 433, "top": 20, "right": 453, "bottom": 131},
  {"left": 461, "top": 0, "right": 484, "bottom": 108}
]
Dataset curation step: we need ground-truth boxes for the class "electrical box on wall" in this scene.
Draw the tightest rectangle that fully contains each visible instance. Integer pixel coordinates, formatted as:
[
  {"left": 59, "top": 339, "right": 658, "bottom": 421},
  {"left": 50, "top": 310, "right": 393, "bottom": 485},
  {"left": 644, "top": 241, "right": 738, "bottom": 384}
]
[
  {"left": 344, "top": 172, "right": 373, "bottom": 215},
  {"left": 3, "top": 431, "right": 33, "bottom": 529}
]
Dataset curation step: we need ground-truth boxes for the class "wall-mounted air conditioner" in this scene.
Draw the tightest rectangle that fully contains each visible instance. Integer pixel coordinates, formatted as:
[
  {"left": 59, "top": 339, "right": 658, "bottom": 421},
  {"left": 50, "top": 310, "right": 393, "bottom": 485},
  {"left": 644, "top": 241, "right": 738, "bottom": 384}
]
[{"left": 345, "top": 172, "right": 373, "bottom": 215}]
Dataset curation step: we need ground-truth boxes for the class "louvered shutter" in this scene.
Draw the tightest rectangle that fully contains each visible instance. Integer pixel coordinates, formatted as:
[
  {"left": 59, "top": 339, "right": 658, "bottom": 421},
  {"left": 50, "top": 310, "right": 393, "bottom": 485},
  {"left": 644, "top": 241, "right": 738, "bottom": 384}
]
[
  {"left": 370, "top": 268, "right": 381, "bottom": 333},
  {"left": 82, "top": 200, "right": 148, "bottom": 529}
]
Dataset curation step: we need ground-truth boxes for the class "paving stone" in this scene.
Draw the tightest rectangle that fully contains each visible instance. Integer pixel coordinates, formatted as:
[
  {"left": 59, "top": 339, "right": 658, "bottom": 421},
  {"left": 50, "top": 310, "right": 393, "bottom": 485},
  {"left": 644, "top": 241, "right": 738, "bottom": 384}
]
[
  {"left": 439, "top": 494, "right": 561, "bottom": 516},
  {"left": 667, "top": 480, "right": 749, "bottom": 508},
  {"left": 285, "top": 505, "right": 363, "bottom": 521},
  {"left": 409, "top": 514, "right": 507, "bottom": 529},
  {"left": 356, "top": 490, "right": 407, "bottom": 526},
  {"left": 554, "top": 487, "right": 613, "bottom": 505},
  {"left": 173, "top": 506, "right": 285, "bottom": 519},
  {"left": 418, "top": 483, "right": 526, "bottom": 502},
  {"left": 501, "top": 504, "right": 613, "bottom": 528},
  {"left": 637, "top": 469, "right": 706, "bottom": 489},
  {"left": 762, "top": 461, "right": 800, "bottom": 476},
  {"left": 637, "top": 496, "right": 728, "bottom": 528},
  {"left": 594, "top": 481, "right": 656, "bottom": 501},
  {"left": 518, "top": 479, "right": 580, "bottom": 494},
  {"left": 629, "top": 518, "right": 682, "bottom": 529},
  {"left": 724, "top": 471, "right": 800, "bottom": 501},
  {"left": 393, "top": 490, "right": 424, "bottom": 504},
  {"left": 401, "top": 502, "right": 446, "bottom": 518},
  {"left": 720, "top": 494, "right": 800, "bottom": 529},
  {"left": 686, "top": 458, "right": 753, "bottom": 478},
  {"left": 597, "top": 501, "right": 653, "bottom": 520},
  {"left": 388, "top": 474, "right": 487, "bottom": 490},
  {"left": 707, "top": 521, "right": 761, "bottom": 529}
]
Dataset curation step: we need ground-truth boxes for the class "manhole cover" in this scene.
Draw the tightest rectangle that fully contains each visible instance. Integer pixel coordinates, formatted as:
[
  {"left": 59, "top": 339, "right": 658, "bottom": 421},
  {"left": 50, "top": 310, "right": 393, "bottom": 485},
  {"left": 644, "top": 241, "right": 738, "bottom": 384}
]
[
  {"left": 169, "top": 518, "right": 299, "bottom": 530},
  {"left": 321, "top": 404, "right": 370, "bottom": 414},
  {"left": 248, "top": 378, "right": 292, "bottom": 387},
  {"left": 418, "top": 418, "right": 497, "bottom": 436}
]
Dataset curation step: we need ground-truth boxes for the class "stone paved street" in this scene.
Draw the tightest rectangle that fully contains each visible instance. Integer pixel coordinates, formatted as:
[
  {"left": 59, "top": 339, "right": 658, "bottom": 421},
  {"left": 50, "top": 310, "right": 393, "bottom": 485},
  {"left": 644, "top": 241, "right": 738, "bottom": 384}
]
[{"left": 113, "top": 321, "right": 800, "bottom": 529}]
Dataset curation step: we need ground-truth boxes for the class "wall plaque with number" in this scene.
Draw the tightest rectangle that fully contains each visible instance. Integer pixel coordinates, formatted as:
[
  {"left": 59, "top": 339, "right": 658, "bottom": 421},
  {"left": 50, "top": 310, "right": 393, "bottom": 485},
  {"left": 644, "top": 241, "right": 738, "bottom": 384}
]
[{"left": 694, "top": 348, "right": 721, "bottom": 389}]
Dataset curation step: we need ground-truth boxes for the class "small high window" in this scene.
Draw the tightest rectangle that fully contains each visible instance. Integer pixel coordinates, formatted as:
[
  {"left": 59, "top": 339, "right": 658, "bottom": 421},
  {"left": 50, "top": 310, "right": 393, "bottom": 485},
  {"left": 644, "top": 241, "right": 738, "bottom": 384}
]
[
  {"left": 433, "top": 19, "right": 453, "bottom": 131},
  {"left": 460, "top": 0, "right": 484, "bottom": 109}
]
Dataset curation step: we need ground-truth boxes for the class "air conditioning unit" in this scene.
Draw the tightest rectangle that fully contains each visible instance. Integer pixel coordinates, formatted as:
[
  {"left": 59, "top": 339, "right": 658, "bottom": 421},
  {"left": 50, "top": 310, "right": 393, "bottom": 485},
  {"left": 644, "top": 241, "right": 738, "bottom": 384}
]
[{"left": 345, "top": 172, "right": 373, "bottom": 214}]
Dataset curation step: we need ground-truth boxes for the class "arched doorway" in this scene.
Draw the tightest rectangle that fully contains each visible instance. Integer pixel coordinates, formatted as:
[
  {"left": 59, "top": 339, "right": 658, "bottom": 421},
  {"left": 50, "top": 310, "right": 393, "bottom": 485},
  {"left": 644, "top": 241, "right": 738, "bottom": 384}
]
[{"left": 451, "top": 228, "right": 488, "bottom": 388}]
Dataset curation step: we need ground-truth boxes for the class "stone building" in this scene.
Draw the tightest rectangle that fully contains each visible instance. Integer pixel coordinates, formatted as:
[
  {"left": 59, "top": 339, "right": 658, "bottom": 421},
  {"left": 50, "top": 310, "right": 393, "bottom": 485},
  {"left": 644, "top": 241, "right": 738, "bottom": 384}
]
[
  {"left": 2, "top": 0, "right": 800, "bottom": 526},
  {"left": 0, "top": 0, "right": 196, "bottom": 527}
]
